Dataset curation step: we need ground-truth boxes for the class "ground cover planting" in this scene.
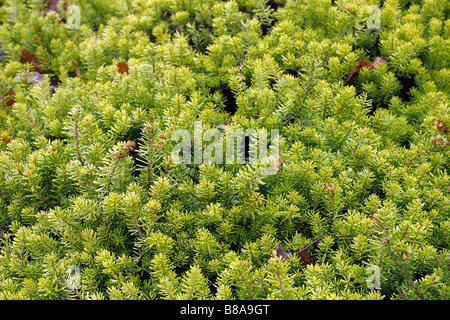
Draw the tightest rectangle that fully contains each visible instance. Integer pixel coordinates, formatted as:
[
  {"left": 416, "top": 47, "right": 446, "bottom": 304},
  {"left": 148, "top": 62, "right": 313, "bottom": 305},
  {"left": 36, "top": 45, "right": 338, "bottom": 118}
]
[{"left": 0, "top": 0, "right": 449, "bottom": 300}]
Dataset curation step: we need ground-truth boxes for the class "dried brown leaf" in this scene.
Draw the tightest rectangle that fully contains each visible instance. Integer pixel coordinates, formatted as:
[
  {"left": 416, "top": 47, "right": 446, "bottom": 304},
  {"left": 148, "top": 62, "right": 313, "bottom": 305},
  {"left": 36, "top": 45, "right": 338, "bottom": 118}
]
[
  {"left": 2, "top": 87, "right": 15, "bottom": 107},
  {"left": 70, "top": 59, "right": 81, "bottom": 78},
  {"left": 345, "top": 57, "right": 388, "bottom": 84},
  {"left": 20, "top": 48, "right": 43, "bottom": 73},
  {"left": 273, "top": 236, "right": 325, "bottom": 265},
  {"left": 370, "top": 56, "right": 388, "bottom": 70},
  {"left": 117, "top": 61, "right": 129, "bottom": 74},
  {"left": 296, "top": 249, "right": 312, "bottom": 266}
]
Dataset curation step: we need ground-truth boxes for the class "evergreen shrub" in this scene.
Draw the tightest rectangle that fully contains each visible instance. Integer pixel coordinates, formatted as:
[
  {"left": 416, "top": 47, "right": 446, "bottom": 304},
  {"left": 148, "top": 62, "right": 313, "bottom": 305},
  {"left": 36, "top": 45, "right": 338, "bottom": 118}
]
[{"left": 0, "top": 0, "right": 449, "bottom": 300}]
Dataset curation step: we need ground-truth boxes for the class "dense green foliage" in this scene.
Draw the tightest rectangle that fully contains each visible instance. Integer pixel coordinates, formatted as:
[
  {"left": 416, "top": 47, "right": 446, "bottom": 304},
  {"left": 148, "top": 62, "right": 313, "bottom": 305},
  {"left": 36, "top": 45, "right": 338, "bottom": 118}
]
[{"left": 0, "top": 0, "right": 449, "bottom": 300}]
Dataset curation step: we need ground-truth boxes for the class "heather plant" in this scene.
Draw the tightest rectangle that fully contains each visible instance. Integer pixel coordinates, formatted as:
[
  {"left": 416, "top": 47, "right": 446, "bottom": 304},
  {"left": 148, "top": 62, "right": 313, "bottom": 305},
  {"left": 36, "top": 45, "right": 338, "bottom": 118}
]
[{"left": 0, "top": 0, "right": 449, "bottom": 300}]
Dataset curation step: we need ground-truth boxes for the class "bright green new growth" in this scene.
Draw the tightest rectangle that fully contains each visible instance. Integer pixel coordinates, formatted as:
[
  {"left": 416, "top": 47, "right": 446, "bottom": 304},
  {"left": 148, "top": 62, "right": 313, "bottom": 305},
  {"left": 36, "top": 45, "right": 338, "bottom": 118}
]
[{"left": 0, "top": 0, "right": 449, "bottom": 300}]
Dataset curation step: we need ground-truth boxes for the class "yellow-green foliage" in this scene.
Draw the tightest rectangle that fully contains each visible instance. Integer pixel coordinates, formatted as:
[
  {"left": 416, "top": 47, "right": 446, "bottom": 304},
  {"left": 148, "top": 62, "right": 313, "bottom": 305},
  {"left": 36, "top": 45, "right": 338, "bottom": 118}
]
[{"left": 0, "top": 0, "right": 449, "bottom": 300}]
